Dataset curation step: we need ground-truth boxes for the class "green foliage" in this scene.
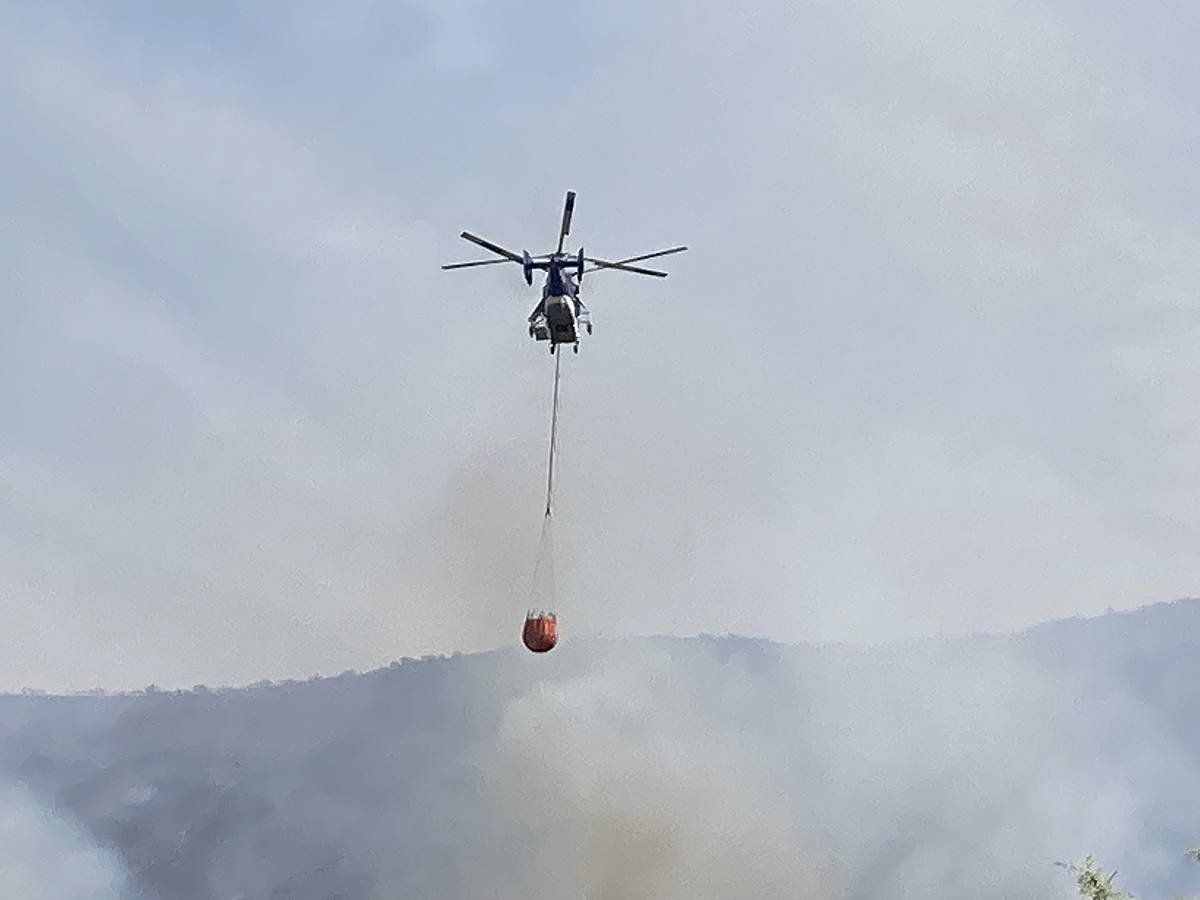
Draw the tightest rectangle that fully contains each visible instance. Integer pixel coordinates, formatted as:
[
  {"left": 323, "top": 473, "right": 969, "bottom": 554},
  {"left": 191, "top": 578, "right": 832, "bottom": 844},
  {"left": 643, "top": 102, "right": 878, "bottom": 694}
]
[
  {"left": 1060, "top": 845, "right": 1200, "bottom": 899},
  {"left": 1057, "top": 856, "right": 1131, "bottom": 900}
]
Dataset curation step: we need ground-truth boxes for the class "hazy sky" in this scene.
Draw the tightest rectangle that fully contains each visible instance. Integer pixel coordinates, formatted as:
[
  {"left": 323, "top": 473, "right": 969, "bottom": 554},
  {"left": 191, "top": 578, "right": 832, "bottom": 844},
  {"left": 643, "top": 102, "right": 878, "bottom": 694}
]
[{"left": 0, "top": 2, "right": 1196, "bottom": 690}]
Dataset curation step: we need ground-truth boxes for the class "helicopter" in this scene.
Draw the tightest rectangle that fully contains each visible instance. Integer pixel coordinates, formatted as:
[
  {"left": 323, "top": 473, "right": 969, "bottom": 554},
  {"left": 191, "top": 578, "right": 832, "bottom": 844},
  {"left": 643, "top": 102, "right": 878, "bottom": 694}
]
[{"left": 442, "top": 191, "right": 686, "bottom": 353}]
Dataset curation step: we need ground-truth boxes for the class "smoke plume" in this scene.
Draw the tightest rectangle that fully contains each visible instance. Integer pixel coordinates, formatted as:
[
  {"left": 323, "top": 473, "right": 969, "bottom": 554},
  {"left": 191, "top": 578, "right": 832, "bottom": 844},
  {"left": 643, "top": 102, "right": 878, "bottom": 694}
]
[{"left": 0, "top": 778, "right": 134, "bottom": 900}]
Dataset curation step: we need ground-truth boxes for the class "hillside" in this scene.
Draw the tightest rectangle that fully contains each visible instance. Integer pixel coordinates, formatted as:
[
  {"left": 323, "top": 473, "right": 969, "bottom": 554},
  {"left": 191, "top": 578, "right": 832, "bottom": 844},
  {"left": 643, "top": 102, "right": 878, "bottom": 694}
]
[{"left": 2, "top": 601, "right": 1199, "bottom": 899}]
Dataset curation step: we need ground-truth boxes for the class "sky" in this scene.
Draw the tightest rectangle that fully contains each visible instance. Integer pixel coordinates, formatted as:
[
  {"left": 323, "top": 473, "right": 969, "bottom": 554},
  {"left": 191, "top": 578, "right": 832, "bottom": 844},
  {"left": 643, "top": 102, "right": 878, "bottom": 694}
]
[{"left": 0, "top": 1, "right": 1197, "bottom": 691}]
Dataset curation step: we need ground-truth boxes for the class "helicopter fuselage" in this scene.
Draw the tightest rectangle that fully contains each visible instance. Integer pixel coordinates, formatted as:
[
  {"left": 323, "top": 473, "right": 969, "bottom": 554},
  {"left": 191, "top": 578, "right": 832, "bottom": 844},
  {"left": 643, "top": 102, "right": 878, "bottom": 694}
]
[
  {"left": 529, "top": 262, "right": 589, "bottom": 351},
  {"left": 541, "top": 294, "right": 577, "bottom": 343}
]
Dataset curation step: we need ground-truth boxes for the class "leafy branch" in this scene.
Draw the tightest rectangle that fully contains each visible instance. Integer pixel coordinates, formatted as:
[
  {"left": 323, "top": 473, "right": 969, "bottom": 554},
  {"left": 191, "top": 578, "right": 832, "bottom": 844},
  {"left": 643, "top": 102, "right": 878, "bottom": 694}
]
[
  {"left": 1057, "top": 856, "right": 1131, "bottom": 900},
  {"left": 1060, "top": 847, "right": 1200, "bottom": 898}
]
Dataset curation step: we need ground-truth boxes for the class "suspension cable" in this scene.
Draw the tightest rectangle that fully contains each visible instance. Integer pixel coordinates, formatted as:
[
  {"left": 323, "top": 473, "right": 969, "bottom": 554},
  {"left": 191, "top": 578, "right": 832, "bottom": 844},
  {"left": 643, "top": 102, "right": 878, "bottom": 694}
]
[
  {"left": 528, "top": 351, "right": 563, "bottom": 611},
  {"left": 544, "top": 350, "right": 562, "bottom": 518}
]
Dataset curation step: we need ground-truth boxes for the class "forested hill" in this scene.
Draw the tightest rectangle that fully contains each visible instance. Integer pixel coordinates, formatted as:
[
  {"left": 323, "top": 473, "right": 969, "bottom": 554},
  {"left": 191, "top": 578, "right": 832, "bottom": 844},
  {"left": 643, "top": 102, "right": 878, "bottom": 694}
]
[{"left": 1, "top": 600, "right": 1198, "bottom": 899}]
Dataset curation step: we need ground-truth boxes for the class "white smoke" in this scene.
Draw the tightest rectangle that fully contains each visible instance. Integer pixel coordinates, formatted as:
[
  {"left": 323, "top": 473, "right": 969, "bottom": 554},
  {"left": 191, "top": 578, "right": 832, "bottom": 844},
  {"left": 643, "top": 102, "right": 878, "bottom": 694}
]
[
  {"left": 468, "top": 632, "right": 1189, "bottom": 899},
  {"left": 478, "top": 648, "right": 830, "bottom": 899},
  {"left": 0, "top": 779, "right": 135, "bottom": 900},
  {"left": 2, "top": 607, "right": 1196, "bottom": 898}
]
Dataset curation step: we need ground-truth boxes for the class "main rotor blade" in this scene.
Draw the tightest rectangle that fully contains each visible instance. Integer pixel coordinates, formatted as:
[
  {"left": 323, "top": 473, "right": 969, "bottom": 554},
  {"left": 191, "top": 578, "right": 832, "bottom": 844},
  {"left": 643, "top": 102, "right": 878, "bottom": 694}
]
[
  {"left": 442, "top": 258, "right": 517, "bottom": 270},
  {"left": 607, "top": 246, "right": 688, "bottom": 266},
  {"left": 459, "top": 231, "right": 523, "bottom": 262},
  {"left": 557, "top": 191, "right": 576, "bottom": 254},
  {"left": 582, "top": 246, "right": 687, "bottom": 276},
  {"left": 582, "top": 258, "right": 669, "bottom": 277}
]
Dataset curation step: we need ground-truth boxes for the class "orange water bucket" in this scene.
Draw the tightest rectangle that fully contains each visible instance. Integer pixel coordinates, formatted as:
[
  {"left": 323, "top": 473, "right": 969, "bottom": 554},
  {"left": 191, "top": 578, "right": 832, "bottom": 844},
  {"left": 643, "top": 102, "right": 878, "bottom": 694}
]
[{"left": 522, "top": 612, "right": 558, "bottom": 653}]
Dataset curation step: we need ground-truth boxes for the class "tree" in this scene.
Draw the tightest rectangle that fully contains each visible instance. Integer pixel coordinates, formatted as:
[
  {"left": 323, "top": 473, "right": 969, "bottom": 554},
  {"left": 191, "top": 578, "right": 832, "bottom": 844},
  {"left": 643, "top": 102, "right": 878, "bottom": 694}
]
[
  {"left": 1060, "top": 847, "right": 1200, "bottom": 898},
  {"left": 1057, "top": 856, "right": 1131, "bottom": 900}
]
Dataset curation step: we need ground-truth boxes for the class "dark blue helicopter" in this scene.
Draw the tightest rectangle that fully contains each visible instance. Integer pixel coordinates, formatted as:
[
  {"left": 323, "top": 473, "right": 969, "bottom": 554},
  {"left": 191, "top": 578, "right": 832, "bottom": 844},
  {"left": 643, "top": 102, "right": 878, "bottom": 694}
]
[{"left": 442, "top": 191, "right": 686, "bottom": 354}]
